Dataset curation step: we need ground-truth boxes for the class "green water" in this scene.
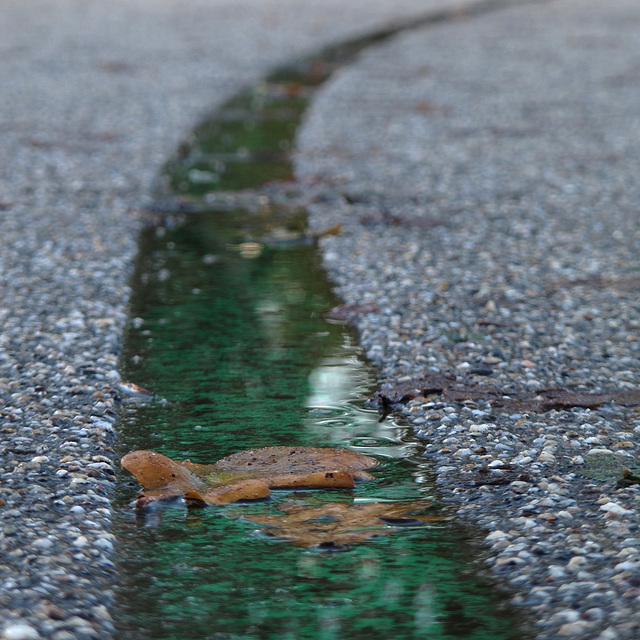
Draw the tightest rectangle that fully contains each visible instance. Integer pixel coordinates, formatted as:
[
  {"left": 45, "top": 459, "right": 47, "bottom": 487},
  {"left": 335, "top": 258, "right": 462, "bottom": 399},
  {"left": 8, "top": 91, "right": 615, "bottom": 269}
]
[
  {"left": 113, "top": 38, "right": 527, "bottom": 640},
  {"left": 114, "top": 212, "right": 522, "bottom": 639}
]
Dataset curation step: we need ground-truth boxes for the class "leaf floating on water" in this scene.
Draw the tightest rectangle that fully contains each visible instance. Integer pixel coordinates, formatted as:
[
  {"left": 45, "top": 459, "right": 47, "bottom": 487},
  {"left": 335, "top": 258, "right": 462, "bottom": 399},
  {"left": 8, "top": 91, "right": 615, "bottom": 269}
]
[
  {"left": 121, "top": 449, "right": 446, "bottom": 549},
  {"left": 266, "top": 470, "right": 355, "bottom": 489},
  {"left": 121, "top": 450, "right": 202, "bottom": 491},
  {"left": 121, "top": 446, "right": 378, "bottom": 509},
  {"left": 234, "top": 500, "right": 447, "bottom": 548},
  {"left": 185, "top": 479, "right": 271, "bottom": 506},
  {"left": 212, "top": 446, "right": 377, "bottom": 481}
]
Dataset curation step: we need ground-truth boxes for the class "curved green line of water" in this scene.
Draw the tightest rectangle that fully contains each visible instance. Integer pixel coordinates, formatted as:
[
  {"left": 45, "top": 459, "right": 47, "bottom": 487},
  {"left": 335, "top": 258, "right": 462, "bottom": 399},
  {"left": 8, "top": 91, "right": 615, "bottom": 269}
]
[{"left": 113, "top": 26, "right": 529, "bottom": 640}]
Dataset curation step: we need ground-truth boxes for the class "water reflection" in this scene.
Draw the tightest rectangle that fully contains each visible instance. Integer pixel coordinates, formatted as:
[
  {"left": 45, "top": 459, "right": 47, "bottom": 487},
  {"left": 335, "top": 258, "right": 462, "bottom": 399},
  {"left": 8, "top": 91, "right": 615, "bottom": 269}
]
[
  {"left": 117, "top": 497, "right": 507, "bottom": 640},
  {"left": 305, "top": 351, "right": 415, "bottom": 458}
]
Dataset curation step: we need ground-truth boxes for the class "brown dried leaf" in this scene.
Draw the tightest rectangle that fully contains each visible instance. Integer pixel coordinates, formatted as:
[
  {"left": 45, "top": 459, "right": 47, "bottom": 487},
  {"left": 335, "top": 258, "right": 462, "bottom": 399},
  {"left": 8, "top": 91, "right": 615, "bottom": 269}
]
[
  {"left": 121, "top": 450, "right": 203, "bottom": 491},
  {"left": 121, "top": 446, "right": 378, "bottom": 509},
  {"left": 235, "top": 500, "right": 447, "bottom": 548},
  {"left": 185, "top": 479, "right": 271, "bottom": 506},
  {"left": 266, "top": 470, "right": 355, "bottom": 489},
  {"left": 212, "top": 446, "right": 377, "bottom": 480}
]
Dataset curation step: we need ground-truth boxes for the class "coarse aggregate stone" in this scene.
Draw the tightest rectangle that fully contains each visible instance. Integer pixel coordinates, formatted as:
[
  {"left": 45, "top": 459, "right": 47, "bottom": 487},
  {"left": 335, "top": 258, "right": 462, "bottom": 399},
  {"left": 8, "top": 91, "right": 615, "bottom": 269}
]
[
  {"left": 296, "top": 0, "right": 640, "bottom": 638},
  {"left": 0, "top": 0, "right": 479, "bottom": 637}
]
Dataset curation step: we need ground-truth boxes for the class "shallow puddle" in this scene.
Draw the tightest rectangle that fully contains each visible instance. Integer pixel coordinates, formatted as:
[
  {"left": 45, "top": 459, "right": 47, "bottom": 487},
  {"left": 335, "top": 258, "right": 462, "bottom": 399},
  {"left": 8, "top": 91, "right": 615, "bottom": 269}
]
[
  {"left": 113, "top": 215, "right": 522, "bottom": 638},
  {"left": 113, "top": 31, "right": 528, "bottom": 640}
]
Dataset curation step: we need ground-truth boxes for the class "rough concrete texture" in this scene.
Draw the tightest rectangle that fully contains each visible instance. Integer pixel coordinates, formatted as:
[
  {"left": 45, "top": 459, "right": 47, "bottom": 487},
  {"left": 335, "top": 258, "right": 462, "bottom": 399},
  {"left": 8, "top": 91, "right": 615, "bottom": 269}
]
[{"left": 2, "top": 0, "right": 636, "bottom": 638}]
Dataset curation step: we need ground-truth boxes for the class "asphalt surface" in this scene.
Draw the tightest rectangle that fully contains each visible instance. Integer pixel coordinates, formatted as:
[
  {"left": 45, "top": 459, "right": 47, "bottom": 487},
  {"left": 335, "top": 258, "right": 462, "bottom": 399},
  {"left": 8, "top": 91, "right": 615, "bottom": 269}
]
[{"left": 2, "top": 0, "right": 639, "bottom": 638}]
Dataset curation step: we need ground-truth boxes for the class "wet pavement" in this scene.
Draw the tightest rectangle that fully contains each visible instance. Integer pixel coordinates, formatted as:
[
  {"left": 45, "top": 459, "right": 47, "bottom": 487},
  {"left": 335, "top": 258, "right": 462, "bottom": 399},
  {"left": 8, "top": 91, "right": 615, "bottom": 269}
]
[{"left": 2, "top": 0, "right": 640, "bottom": 638}]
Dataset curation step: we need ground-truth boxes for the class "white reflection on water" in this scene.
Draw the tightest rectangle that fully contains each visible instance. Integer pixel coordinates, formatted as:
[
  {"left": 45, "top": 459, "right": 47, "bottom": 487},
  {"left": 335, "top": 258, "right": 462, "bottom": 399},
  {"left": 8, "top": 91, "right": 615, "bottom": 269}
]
[
  {"left": 304, "top": 341, "right": 416, "bottom": 458},
  {"left": 414, "top": 583, "right": 438, "bottom": 631}
]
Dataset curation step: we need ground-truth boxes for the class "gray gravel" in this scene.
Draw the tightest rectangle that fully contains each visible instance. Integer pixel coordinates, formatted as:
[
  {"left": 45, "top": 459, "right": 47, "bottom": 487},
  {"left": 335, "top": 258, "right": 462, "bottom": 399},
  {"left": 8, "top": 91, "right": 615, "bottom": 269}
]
[
  {"left": 0, "top": 1, "right": 474, "bottom": 638},
  {"left": 296, "top": 0, "right": 640, "bottom": 638},
  {"left": 4, "top": 0, "right": 638, "bottom": 638}
]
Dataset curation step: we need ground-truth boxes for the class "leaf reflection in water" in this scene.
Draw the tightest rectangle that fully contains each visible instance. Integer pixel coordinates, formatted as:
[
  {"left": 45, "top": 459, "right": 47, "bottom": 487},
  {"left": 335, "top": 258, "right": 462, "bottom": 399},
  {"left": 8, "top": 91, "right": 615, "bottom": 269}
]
[{"left": 231, "top": 500, "right": 448, "bottom": 548}]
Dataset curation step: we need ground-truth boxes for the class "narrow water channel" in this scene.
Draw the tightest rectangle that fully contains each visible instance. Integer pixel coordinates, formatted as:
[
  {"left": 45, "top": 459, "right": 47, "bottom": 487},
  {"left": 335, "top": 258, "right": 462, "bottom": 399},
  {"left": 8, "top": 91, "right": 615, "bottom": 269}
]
[{"left": 113, "top": 40, "right": 525, "bottom": 640}]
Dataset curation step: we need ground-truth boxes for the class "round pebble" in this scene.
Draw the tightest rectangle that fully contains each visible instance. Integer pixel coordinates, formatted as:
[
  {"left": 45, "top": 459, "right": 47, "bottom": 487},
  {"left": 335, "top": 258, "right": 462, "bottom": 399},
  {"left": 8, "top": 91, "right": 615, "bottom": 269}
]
[{"left": 1, "top": 624, "right": 41, "bottom": 640}]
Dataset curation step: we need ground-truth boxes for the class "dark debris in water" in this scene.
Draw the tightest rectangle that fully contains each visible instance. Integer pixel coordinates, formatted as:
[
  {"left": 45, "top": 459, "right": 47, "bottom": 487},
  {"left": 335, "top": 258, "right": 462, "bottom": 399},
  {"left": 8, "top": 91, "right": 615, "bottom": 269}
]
[{"left": 370, "top": 372, "right": 640, "bottom": 416}]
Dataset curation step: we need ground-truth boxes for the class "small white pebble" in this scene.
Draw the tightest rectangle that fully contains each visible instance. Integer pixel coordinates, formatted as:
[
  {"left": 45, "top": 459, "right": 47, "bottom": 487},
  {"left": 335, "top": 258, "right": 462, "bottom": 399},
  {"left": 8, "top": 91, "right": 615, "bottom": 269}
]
[
  {"left": 548, "top": 565, "right": 566, "bottom": 579},
  {"left": 2, "top": 624, "right": 41, "bottom": 640},
  {"left": 65, "top": 616, "right": 93, "bottom": 630},
  {"left": 485, "top": 530, "right": 509, "bottom": 541},
  {"left": 558, "top": 621, "right": 592, "bottom": 636},
  {"left": 73, "top": 536, "right": 88, "bottom": 548},
  {"left": 469, "top": 424, "right": 489, "bottom": 434},
  {"left": 550, "top": 609, "right": 580, "bottom": 624},
  {"left": 32, "top": 538, "right": 53, "bottom": 551},
  {"left": 567, "top": 556, "right": 588, "bottom": 571},
  {"left": 600, "top": 502, "right": 634, "bottom": 517},
  {"left": 94, "top": 537, "right": 114, "bottom": 552}
]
